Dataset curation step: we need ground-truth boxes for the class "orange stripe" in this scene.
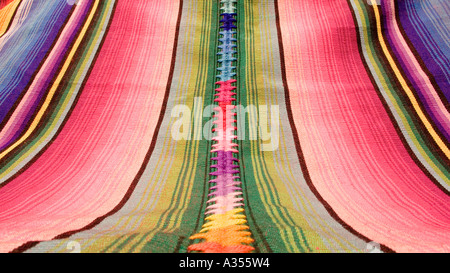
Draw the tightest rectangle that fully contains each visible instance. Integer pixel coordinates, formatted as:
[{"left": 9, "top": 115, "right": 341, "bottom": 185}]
[{"left": 0, "top": 0, "right": 20, "bottom": 36}]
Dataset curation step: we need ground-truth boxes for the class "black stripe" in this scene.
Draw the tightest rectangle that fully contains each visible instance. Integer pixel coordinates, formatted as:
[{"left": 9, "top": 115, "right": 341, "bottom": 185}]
[
  {"left": 0, "top": 2, "right": 76, "bottom": 132},
  {"left": 0, "top": 1, "right": 98, "bottom": 168},
  {"left": 41, "top": 0, "right": 179, "bottom": 252},
  {"left": 7, "top": 0, "right": 122, "bottom": 253},
  {"left": 275, "top": 0, "right": 395, "bottom": 253},
  {"left": 236, "top": 0, "right": 271, "bottom": 253},
  {"left": 394, "top": 1, "right": 449, "bottom": 111},
  {"left": 173, "top": 236, "right": 186, "bottom": 253},
  {"left": 361, "top": 0, "right": 450, "bottom": 192},
  {"left": 0, "top": 0, "right": 104, "bottom": 183},
  {"left": 11, "top": 0, "right": 184, "bottom": 253},
  {"left": 0, "top": 0, "right": 22, "bottom": 39},
  {"left": 189, "top": 0, "right": 220, "bottom": 251},
  {"left": 362, "top": 1, "right": 450, "bottom": 175},
  {"left": 375, "top": 2, "right": 450, "bottom": 154},
  {"left": 51, "top": 0, "right": 183, "bottom": 240}
]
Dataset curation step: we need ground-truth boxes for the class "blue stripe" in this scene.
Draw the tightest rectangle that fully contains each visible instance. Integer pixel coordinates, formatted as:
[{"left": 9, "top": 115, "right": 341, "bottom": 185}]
[{"left": 0, "top": 1, "right": 72, "bottom": 124}]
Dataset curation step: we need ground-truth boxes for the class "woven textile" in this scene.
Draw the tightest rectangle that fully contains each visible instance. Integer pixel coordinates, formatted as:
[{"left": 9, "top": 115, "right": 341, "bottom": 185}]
[{"left": 0, "top": 0, "right": 448, "bottom": 253}]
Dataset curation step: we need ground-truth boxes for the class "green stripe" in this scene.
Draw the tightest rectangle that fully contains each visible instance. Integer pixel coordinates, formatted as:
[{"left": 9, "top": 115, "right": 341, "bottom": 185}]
[
  {"left": 100, "top": 235, "right": 127, "bottom": 253},
  {"left": 143, "top": 0, "right": 220, "bottom": 253},
  {"left": 0, "top": 0, "right": 114, "bottom": 180},
  {"left": 351, "top": 0, "right": 449, "bottom": 182},
  {"left": 237, "top": 0, "right": 295, "bottom": 253}
]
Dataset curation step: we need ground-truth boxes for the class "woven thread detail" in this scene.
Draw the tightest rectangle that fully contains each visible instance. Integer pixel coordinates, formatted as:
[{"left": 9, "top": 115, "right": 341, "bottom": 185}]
[{"left": 188, "top": 0, "right": 254, "bottom": 253}]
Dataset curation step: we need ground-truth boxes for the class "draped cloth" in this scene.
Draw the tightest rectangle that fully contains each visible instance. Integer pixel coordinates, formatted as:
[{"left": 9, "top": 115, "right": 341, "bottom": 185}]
[{"left": 0, "top": 0, "right": 448, "bottom": 253}]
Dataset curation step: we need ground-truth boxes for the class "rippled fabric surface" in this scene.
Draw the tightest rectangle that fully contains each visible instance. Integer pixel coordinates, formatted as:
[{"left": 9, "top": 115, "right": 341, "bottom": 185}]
[{"left": 0, "top": 0, "right": 448, "bottom": 253}]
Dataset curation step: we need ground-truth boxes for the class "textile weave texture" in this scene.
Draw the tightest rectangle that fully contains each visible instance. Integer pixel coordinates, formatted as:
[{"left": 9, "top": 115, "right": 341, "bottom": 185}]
[{"left": 0, "top": 0, "right": 448, "bottom": 253}]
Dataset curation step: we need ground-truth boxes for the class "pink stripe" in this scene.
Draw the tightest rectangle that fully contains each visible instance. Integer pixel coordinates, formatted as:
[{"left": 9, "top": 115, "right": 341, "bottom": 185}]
[
  {"left": 0, "top": 0, "right": 179, "bottom": 252},
  {"left": 0, "top": 0, "right": 91, "bottom": 148},
  {"left": 278, "top": 0, "right": 450, "bottom": 252},
  {"left": 0, "top": 0, "right": 15, "bottom": 10},
  {"left": 384, "top": 0, "right": 450, "bottom": 135}
]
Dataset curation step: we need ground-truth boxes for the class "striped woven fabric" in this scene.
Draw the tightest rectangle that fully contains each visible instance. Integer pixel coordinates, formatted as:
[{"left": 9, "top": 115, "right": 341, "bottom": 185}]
[{"left": 0, "top": 0, "right": 448, "bottom": 253}]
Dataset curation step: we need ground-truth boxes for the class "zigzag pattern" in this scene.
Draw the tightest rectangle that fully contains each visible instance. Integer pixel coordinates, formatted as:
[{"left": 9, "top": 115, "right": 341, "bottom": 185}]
[{"left": 188, "top": 0, "right": 254, "bottom": 253}]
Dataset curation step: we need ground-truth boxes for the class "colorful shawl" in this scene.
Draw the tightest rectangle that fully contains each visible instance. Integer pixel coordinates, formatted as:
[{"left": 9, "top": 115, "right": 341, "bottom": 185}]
[{"left": 0, "top": 0, "right": 448, "bottom": 253}]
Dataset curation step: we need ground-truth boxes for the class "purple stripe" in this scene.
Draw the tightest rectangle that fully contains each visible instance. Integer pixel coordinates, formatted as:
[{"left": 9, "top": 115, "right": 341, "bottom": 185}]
[
  {"left": 209, "top": 151, "right": 241, "bottom": 197},
  {"left": 0, "top": 2, "right": 72, "bottom": 125},
  {"left": 0, "top": 1, "right": 93, "bottom": 151},
  {"left": 397, "top": 0, "right": 450, "bottom": 102},
  {"left": 381, "top": 1, "right": 450, "bottom": 142}
]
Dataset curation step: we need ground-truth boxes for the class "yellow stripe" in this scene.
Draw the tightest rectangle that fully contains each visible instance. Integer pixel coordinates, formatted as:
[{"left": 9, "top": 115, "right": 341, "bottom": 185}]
[
  {"left": 80, "top": 0, "right": 212, "bottom": 253},
  {"left": 246, "top": 0, "right": 364, "bottom": 252},
  {"left": 0, "top": 1, "right": 99, "bottom": 161},
  {"left": 0, "top": 1, "right": 112, "bottom": 182},
  {"left": 352, "top": 0, "right": 447, "bottom": 180},
  {"left": 0, "top": 0, "right": 21, "bottom": 36},
  {"left": 371, "top": 1, "right": 450, "bottom": 159}
]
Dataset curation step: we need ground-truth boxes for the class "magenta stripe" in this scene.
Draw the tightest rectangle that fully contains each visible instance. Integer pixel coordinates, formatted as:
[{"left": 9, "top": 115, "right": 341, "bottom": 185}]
[
  {"left": 0, "top": 0, "right": 92, "bottom": 151},
  {"left": 381, "top": 0, "right": 450, "bottom": 142}
]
